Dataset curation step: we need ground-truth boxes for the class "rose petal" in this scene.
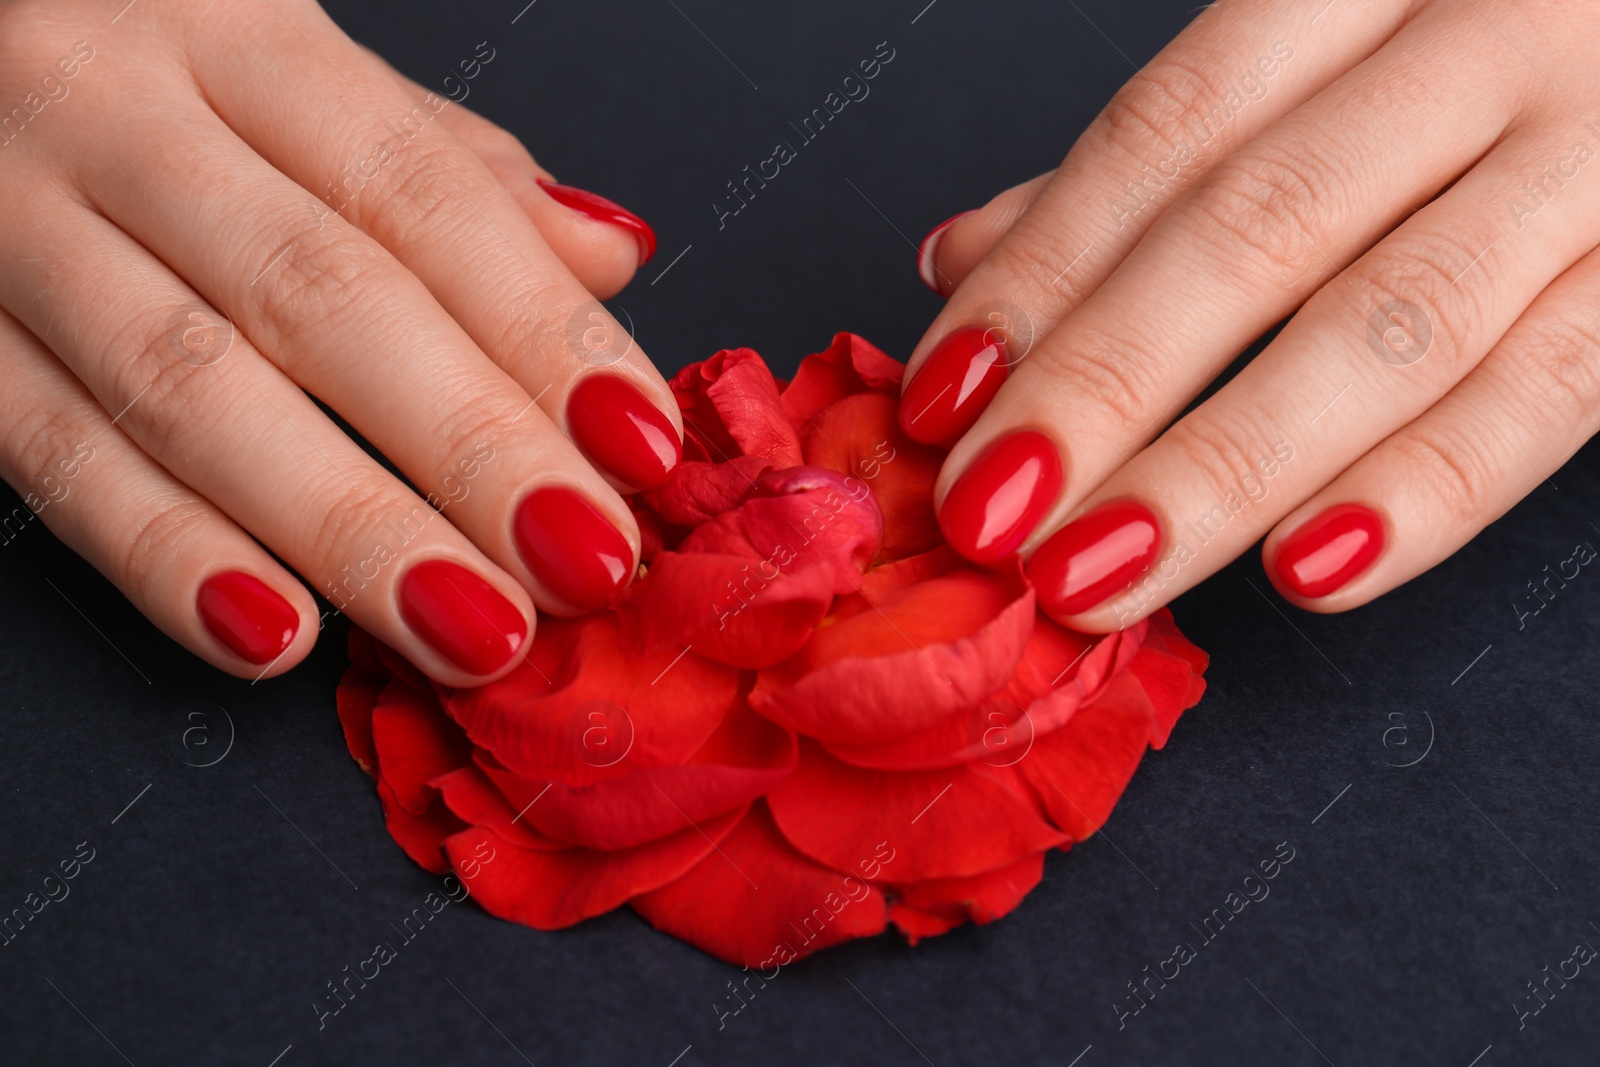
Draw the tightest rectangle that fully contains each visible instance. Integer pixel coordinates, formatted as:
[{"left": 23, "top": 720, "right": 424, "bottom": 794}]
[
  {"left": 443, "top": 614, "right": 741, "bottom": 786},
  {"left": 768, "top": 743, "right": 1066, "bottom": 881},
  {"left": 780, "top": 332, "right": 904, "bottom": 426},
  {"left": 800, "top": 393, "right": 944, "bottom": 562},
  {"left": 476, "top": 702, "right": 797, "bottom": 850},
  {"left": 442, "top": 805, "right": 746, "bottom": 930},
  {"left": 372, "top": 679, "right": 473, "bottom": 815},
  {"left": 750, "top": 550, "right": 1033, "bottom": 744},
  {"left": 431, "top": 765, "right": 561, "bottom": 851},
  {"left": 1127, "top": 608, "right": 1209, "bottom": 748},
  {"left": 631, "top": 801, "right": 888, "bottom": 968},
  {"left": 641, "top": 455, "right": 772, "bottom": 529},
  {"left": 1016, "top": 672, "right": 1159, "bottom": 841},
  {"left": 626, "top": 468, "right": 884, "bottom": 669},
  {"left": 887, "top": 851, "right": 1047, "bottom": 943},
  {"left": 337, "top": 629, "right": 384, "bottom": 779},
  {"left": 821, "top": 621, "right": 1140, "bottom": 769},
  {"left": 377, "top": 780, "right": 464, "bottom": 875},
  {"left": 669, "top": 349, "right": 802, "bottom": 466},
  {"left": 623, "top": 549, "right": 838, "bottom": 669}
]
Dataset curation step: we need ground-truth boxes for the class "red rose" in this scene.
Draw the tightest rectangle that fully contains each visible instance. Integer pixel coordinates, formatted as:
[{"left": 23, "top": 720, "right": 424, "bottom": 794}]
[{"left": 337, "top": 333, "right": 1208, "bottom": 967}]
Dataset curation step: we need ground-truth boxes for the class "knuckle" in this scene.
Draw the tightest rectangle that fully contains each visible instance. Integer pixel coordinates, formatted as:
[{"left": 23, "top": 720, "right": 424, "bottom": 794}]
[
  {"left": 251, "top": 226, "right": 388, "bottom": 348},
  {"left": 6, "top": 401, "right": 92, "bottom": 495},
  {"left": 103, "top": 314, "right": 222, "bottom": 456},
  {"left": 1499, "top": 308, "right": 1600, "bottom": 428},
  {"left": 482, "top": 293, "right": 565, "bottom": 373},
  {"left": 1164, "top": 411, "right": 1279, "bottom": 513},
  {"left": 987, "top": 218, "right": 1083, "bottom": 297},
  {"left": 1389, "top": 421, "right": 1497, "bottom": 527},
  {"left": 304, "top": 475, "right": 430, "bottom": 580},
  {"left": 119, "top": 494, "right": 215, "bottom": 599},
  {"left": 1029, "top": 327, "right": 1164, "bottom": 432},
  {"left": 421, "top": 394, "right": 519, "bottom": 492},
  {"left": 1095, "top": 54, "right": 1232, "bottom": 167},
  {"left": 1347, "top": 228, "right": 1501, "bottom": 377},
  {"left": 352, "top": 139, "right": 476, "bottom": 246},
  {"left": 1188, "top": 144, "right": 1335, "bottom": 286}
]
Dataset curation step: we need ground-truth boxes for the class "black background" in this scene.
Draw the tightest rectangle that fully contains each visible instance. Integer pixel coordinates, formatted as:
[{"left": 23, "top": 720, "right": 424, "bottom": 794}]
[{"left": 3, "top": 0, "right": 1598, "bottom": 1064}]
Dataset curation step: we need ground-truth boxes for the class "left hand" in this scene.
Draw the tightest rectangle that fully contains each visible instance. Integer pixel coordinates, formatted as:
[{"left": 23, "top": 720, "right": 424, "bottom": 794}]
[{"left": 901, "top": 0, "right": 1600, "bottom": 630}]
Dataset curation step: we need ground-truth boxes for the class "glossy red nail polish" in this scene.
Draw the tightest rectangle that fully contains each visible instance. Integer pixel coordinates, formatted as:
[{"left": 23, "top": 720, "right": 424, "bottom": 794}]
[
  {"left": 515, "top": 486, "right": 634, "bottom": 613},
  {"left": 197, "top": 572, "right": 298, "bottom": 664},
  {"left": 537, "top": 179, "right": 657, "bottom": 264},
  {"left": 938, "top": 430, "right": 1063, "bottom": 564},
  {"left": 567, "top": 374, "right": 682, "bottom": 490},
  {"left": 898, "top": 326, "right": 1011, "bottom": 448},
  {"left": 1273, "top": 503, "right": 1385, "bottom": 599},
  {"left": 1027, "top": 501, "right": 1163, "bottom": 618},
  {"left": 917, "top": 210, "right": 975, "bottom": 293},
  {"left": 399, "top": 560, "right": 527, "bottom": 675}
]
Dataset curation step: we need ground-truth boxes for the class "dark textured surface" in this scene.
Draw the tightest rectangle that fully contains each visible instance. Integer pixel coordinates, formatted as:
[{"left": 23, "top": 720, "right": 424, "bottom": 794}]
[{"left": 3, "top": 0, "right": 1597, "bottom": 1064}]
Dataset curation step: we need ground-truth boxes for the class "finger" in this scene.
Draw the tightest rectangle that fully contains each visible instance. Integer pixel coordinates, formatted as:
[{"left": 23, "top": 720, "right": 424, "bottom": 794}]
[
  {"left": 183, "top": 6, "right": 678, "bottom": 481},
  {"left": 0, "top": 309, "right": 315, "bottom": 678},
  {"left": 1263, "top": 244, "right": 1600, "bottom": 613},
  {"left": 930, "top": 0, "right": 1522, "bottom": 540},
  {"left": 72, "top": 103, "right": 646, "bottom": 616},
  {"left": 917, "top": 174, "right": 1048, "bottom": 295},
  {"left": 1019, "top": 120, "right": 1600, "bottom": 629},
  {"left": 3, "top": 190, "right": 534, "bottom": 686},
  {"left": 900, "top": 0, "right": 1418, "bottom": 446},
  {"left": 359, "top": 45, "right": 651, "bottom": 298}
]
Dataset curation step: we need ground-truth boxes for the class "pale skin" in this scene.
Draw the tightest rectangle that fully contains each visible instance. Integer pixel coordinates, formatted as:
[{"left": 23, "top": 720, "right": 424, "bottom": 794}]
[
  {"left": 4, "top": 0, "right": 1597, "bottom": 685},
  {"left": 0, "top": 0, "right": 672, "bottom": 684},
  {"left": 915, "top": 0, "right": 1600, "bottom": 630}
]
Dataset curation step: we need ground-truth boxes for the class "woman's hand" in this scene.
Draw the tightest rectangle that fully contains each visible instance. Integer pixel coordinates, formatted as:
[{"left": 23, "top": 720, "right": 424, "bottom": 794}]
[
  {"left": 904, "top": 0, "right": 1600, "bottom": 630},
  {"left": 0, "top": 0, "right": 680, "bottom": 683}
]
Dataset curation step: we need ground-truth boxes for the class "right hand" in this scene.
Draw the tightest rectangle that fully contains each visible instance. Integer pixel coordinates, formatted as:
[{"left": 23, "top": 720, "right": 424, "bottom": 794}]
[{"left": 0, "top": 0, "right": 682, "bottom": 684}]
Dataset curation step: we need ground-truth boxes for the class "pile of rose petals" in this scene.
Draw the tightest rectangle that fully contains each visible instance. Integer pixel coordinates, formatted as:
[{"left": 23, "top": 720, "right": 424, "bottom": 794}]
[{"left": 337, "top": 333, "right": 1207, "bottom": 968}]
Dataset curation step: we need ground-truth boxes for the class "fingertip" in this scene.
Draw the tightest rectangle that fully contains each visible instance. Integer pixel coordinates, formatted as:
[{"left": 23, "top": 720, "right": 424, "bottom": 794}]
[
  {"left": 918, "top": 211, "right": 975, "bottom": 295},
  {"left": 196, "top": 569, "right": 317, "bottom": 679},
  {"left": 534, "top": 179, "right": 654, "bottom": 296}
]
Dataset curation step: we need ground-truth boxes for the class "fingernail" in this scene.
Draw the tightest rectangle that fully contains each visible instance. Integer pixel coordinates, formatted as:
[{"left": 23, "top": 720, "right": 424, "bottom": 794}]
[
  {"left": 398, "top": 559, "right": 527, "bottom": 675},
  {"left": 898, "top": 326, "right": 1010, "bottom": 448},
  {"left": 917, "top": 210, "right": 974, "bottom": 293},
  {"left": 938, "top": 430, "right": 1062, "bottom": 564},
  {"left": 1273, "top": 503, "right": 1385, "bottom": 599},
  {"left": 1027, "top": 501, "right": 1162, "bottom": 618},
  {"left": 537, "top": 179, "right": 657, "bottom": 264},
  {"left": 567, "top": 374, "right": 682, "bottom": 490},
  {"left": 197, "top": 571, "right": 299, "bottom": 664},
  {"left": 515, "top": 486, "right": 633, "bottom": 613}
]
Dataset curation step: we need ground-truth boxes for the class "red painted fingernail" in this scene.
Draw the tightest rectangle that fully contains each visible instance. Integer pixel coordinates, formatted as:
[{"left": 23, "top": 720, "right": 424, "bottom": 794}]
[
  {"left": 515, "top": 486, "right": 633, "bottom": 613},
  {"left": 917, "top": 210, "right": 975, "bottom": 293},
  {"left": 1273, "top": 503, "right": 1385, "bottom": 599},
  {"left": 938, "top": 430, "right": 1063, "bottom": 564},
  {"left": 1027, "top": 501, "right": 1163, "bottom": 618},
  {"left": 898, "top": 326, "right": 1011, "bottom": 448},
  {"left": 197, "top": 571, "right": 298, "bottom": 664},
  {"left": 537, "top": 179, "right": 657, "bottom": 264},
  {"left": 398, "top": 560, "right": 527, "bottom": 675},
  {"left": 567, "top": 374, "right": 682, "bottom": 490}
]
